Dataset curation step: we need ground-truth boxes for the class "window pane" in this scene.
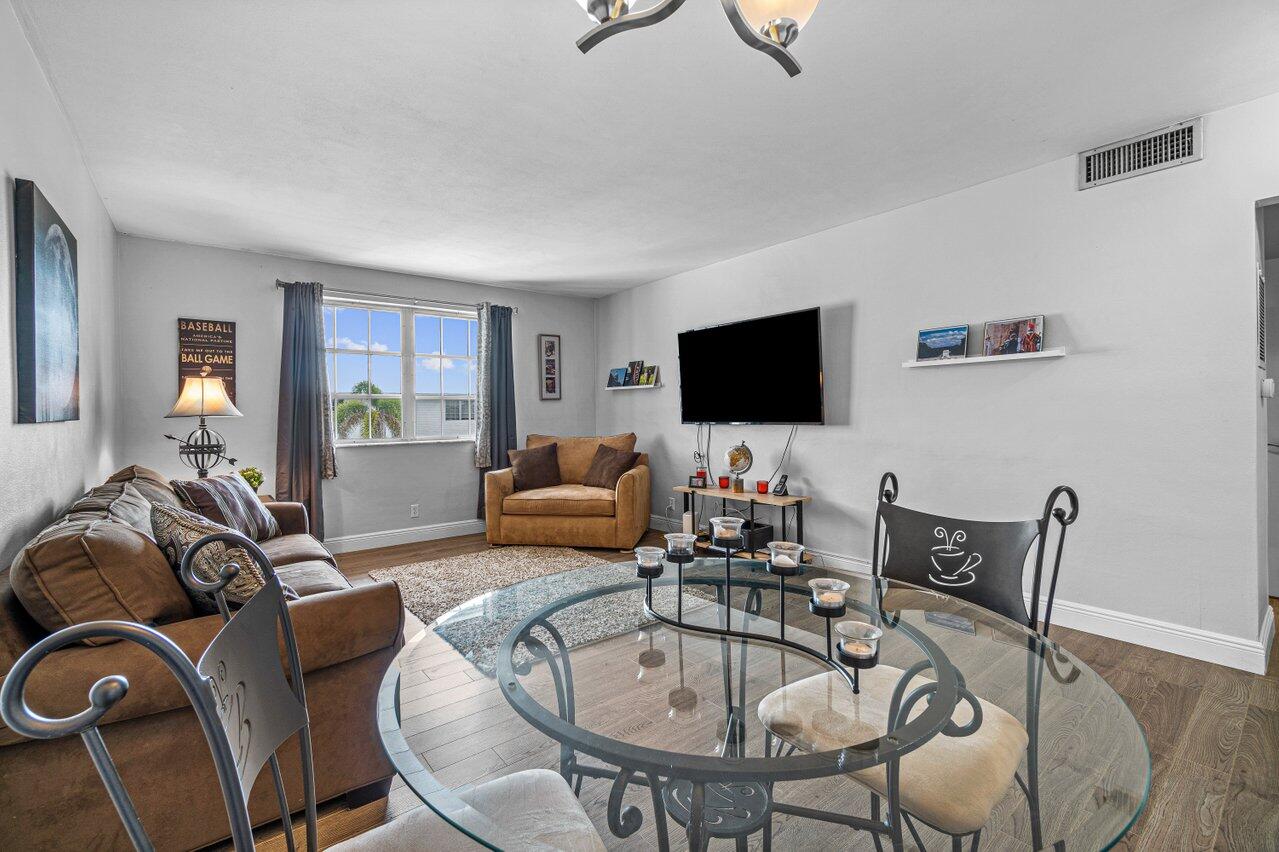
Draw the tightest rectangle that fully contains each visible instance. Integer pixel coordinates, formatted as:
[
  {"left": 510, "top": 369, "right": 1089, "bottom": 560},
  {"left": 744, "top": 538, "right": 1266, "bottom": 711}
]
[
  {"left": 334, "top": 353, "right": 368, "bottom": 393},
  {"left": 369, "top": 310, "right": 401, "bottom": 353},
  {"left": 414, "top": 397, "right": 442, "bottom": 438},
  {"left": 415, "top": 315, "right": 441, "bottom": 355},
  {"left": 468, "top": 361, "right": 477, "bottom": 395},
  {"left": 334, "top": 398, "right": 370, "bottom": 441},
  {"left": 335, "top": 308, "right": 368, "bottom": 350},
  {"left": 443, "top": 358, "right": 469, "bottom": 394},
  {"left": 326, "top": 353, "right": 335, "bottom": 394},
  {"left": 468, "top": 320, "right": 477, "bottom": 357},
  {"left": 443, "top": 318, "right": 469, "bottom": 356},
  {"left": 323, "top": 307, "right": 335, "bottom": 348},
  {"left": 415, "top": 357, "right": 441, "bottom": 394},
  {"left": 368, "top": 398, "right": 403, "bottom": 439},
  {"left": 442, "top": 398, "right": 475, "bottom": 438},
  {"left": 369, "top": 354, "right": 401, "bottom": 394}
]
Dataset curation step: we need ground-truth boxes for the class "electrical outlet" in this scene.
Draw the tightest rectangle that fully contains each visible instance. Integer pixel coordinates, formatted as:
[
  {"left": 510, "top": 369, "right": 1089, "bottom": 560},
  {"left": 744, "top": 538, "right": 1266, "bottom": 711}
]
[{"left": 409, "top": 503, "right": 420, "bottom": 519}]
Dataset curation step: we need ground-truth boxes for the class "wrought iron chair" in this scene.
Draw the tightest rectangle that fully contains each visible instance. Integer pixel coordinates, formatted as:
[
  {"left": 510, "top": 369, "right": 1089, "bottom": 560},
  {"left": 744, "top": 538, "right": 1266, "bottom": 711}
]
[
  {"left": 1, "top": 531, "right": 604, "bottom": 851},
  {"left": 757, "top": 474, "right": 1079, "bottom": 851}
]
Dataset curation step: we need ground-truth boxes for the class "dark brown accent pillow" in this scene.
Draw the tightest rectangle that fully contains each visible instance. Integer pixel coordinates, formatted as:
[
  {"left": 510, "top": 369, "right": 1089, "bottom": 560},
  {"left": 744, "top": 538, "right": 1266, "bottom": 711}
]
[
  {"left": 171, "top": 473, "right": 280, "bottom": 542},
  {"left": 508, "top": 442, "right": 562, "bottom": 492},
  {"left": 580, "top": 444, "right": 641, "bottom": 489}
]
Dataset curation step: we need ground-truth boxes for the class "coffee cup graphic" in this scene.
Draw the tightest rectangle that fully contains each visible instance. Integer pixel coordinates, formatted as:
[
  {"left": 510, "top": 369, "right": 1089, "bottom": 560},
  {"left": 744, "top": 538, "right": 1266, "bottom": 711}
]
[{"left": 929, "top": 527, "right": 981, "bottom": 587}]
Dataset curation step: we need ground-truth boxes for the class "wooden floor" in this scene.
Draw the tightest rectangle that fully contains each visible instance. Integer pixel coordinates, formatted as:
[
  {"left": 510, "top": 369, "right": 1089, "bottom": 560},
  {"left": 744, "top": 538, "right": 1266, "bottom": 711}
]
[{"left": 332, "top": 531, "right": 1279, "bottom": 851}]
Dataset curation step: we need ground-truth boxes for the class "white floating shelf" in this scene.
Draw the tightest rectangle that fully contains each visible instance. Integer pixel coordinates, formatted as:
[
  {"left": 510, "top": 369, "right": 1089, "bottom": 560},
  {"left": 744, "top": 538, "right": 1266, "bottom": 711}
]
[
  {"left": 902, "top": 348, "right": 1066, "bottom": 369},
  {"left": 604, "top": 383, "right": 663, "bottom": 390}
]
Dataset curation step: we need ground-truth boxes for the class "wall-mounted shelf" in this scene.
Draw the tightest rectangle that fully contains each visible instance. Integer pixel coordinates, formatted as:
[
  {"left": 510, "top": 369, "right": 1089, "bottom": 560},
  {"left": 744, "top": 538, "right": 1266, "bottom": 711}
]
[
  {"left": 604, "top": 383, "right": 663, "bottom": 390},
  {"left": 902, "top": 348, "right": 1066, "bottom": 369}
]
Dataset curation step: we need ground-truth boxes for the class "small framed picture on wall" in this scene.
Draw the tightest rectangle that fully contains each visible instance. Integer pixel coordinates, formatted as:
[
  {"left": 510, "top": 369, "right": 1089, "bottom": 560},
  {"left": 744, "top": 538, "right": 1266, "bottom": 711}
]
[{"left": 539, "top": 334, "right": 562, "bottom": 400}]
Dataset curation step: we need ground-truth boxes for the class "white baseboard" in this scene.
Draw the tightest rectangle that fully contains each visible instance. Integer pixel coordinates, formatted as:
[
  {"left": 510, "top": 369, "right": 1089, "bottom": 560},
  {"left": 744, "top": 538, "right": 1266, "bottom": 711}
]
[
  {"left": 647, "top": 514, "right": 1274, "bottom": 673},
  {"left": 323, "top": 518, "right": 487, "bottom": 554}
]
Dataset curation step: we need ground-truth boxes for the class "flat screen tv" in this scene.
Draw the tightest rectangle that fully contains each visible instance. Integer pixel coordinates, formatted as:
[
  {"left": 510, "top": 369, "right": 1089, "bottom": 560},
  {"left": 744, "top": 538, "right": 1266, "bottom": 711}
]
[{"left": 678, "top": 307, "right": 824, "bottom": 425}]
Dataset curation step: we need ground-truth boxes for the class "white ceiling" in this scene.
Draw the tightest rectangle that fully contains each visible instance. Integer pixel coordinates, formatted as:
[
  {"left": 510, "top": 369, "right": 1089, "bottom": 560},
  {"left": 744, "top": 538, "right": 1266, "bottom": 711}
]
[{"left": 14, "top": 1, "right": 1279, "bottom": 296}]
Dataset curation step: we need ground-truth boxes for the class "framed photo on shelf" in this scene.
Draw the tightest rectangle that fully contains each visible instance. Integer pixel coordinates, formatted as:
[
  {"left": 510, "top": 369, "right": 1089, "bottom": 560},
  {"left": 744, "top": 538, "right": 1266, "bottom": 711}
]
[
  {"left": 607, "top": 368, "right": 627, "bottom": 387},
  {"left": 625, "top": 360, "right": 645, "bottom": 386},
  {"left": 640, "top": 365, "right": 658, "bottom": 385},
  {"left": 916, "top": 325, "right": 968, "bottom": 361},
  {"left": 688, "top": 474, "right": 707, "bottom": 489},
  {"left": 538, "top": 334, "right": 561, "bottom": 400},
  {"left": 982, "top": 315, "right": 1044, "bottom": 357}
]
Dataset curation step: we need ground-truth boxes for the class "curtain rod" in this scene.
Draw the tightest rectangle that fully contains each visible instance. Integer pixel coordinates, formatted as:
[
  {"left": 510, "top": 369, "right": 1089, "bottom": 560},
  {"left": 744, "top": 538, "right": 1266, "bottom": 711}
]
[{"left": 274, "top": 280, "right": 517, "bottom": 314}]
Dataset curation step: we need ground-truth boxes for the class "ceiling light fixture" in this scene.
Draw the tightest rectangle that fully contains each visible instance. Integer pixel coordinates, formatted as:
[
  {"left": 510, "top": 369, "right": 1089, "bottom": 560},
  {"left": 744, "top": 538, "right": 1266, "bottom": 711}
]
[{"left": 574, "top": 0, "right": 819, "bottom": 77}]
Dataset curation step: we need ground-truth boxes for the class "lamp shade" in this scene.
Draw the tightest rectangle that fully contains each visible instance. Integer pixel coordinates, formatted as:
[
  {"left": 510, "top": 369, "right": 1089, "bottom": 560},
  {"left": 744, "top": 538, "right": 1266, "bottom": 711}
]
[
  {"left": 166, "top": 375, "right": 242, "bottom": 418},
  {"left": 735, "top": 0, "right": 821, "bottom": 31}
]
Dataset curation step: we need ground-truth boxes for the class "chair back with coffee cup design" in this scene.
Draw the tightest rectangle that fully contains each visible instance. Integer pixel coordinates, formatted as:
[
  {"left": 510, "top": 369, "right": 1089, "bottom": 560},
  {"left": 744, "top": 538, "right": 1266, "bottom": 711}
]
[{"left": 871, "top": 472, "right": 1078, "bottom": 636}]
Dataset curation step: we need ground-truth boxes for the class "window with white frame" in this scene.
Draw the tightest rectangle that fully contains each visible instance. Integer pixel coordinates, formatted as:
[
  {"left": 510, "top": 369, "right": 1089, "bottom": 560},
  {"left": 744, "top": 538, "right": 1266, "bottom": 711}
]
[{"left": 323, "top": 300, "right": 478, "bottom": 443}]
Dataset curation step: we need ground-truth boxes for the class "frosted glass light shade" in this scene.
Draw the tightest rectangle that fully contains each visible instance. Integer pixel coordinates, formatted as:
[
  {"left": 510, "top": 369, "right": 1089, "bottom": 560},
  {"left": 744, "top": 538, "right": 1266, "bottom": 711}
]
[
  {"left": 576, "top": 0, "right": 630, "bottom": 24},
  {"left": 167, "top": 376, "right": 242, "bottom": 418},
  {"left": 735, "top": 0, "right": 820, "bottom": 31}
]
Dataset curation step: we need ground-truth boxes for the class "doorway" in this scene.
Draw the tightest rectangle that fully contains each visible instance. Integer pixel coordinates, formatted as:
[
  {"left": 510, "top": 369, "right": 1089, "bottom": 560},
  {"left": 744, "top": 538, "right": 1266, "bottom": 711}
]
[{"left": 1259, "top": 198, "right": 1279, "bottom": 602}]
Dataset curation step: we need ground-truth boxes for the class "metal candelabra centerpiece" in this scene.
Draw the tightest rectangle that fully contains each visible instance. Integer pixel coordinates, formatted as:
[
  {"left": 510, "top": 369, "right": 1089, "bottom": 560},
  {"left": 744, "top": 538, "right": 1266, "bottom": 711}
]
[{"left": 640, "top": 522, "right": 879, "bottom": 697}]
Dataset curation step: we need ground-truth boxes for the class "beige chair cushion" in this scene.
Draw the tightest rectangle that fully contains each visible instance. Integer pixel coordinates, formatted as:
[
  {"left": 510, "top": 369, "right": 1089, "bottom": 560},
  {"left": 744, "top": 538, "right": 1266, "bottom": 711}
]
[
  {"left": 332, "top": 769, "right": 605, "bottom": 852},
  {"left": 758, "top": 666, "right": 1028, "bottom": 835},
  {"left": 503, "top": 484, "right": 617, "bottom": 517},
  {"left": 527, "top": 432, "right": 637, "bottom": 484}
]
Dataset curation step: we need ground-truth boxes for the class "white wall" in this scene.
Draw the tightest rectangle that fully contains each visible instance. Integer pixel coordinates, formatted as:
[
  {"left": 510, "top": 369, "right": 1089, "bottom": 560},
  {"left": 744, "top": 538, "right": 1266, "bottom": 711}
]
[
  {"left": 114, "top": 236, "right": 597, "bottom": 547},
  {"left": 596, "top": 93, "right": 1279, "bottom": 671},
  {"left": 0, "top": 0, "right": 118, "bottom": 566}
]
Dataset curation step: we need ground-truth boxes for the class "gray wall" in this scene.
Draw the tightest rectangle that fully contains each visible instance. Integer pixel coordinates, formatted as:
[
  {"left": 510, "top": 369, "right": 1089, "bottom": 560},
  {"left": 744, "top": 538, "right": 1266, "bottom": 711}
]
[
  {"left": 114, "top": 236, "right": 597, "bottom": 544},
  {"left": 0, "top": 2, "right": 119, "bottom": 566},
  {"left": 596, "top": 93, "right": 1279, "bottom": 650}
]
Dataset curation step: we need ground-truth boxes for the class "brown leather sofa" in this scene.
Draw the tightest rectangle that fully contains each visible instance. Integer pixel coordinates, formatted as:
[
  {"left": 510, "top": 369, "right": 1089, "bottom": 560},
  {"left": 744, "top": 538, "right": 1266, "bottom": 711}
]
[
  {"left": 485, "top": 433, "right": 651, "bottom": 549},
  {"left": 0, "top": 465, "right": 404, "bottom": 850}
]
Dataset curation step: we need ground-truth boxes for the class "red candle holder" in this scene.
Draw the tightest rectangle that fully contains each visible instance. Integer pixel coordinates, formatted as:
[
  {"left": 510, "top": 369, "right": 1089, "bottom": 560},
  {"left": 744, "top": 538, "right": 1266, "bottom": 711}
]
[
  {"left": 696, "top": 468, "right": 707, "bottom": 479},
  {"left": 756, "top": 480, "right": 769, "bottom": 494},
  {"left": 717, "top": 475, "right": 730, "bottom": 489}
]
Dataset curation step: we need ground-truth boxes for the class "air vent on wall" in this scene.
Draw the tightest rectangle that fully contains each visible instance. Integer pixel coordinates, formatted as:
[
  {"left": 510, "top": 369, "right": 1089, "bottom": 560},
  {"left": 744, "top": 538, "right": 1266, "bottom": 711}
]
[{"left": 1077, "top": 118, "right": 1202, "bottom": 190}]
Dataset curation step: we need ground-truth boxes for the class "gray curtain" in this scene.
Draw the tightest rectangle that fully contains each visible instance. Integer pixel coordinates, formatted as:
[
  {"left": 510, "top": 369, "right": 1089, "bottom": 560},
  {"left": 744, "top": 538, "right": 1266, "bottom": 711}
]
[
  {"left": 476, "top": 304, "right": 517, "bottom": 517},
  {"left": 276, "top": 281, "right": 337, "bottom": 539}
]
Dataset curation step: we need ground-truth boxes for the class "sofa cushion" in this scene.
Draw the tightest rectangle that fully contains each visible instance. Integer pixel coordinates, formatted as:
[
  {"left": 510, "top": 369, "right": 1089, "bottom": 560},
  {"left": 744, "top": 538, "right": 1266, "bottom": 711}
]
[
  {"left": 503, "top": 484, "right": 616, "bottom": 517},
  {"left": 509, "top": 442, "right": 562, "bottom": 492},
  {"left": 527, "top": 433, "right": 637, "bottom": 485},
  {"left": 151, "top": 503, "right": 268, "bottom": 613},
  {"left": 276, "top": 560, "right": 353, "bottom": 596},
  {"left": 580, "top": 444, "right": 641, "bottom": 489},
  {"left": 64, "top": 481, "right": 154, "bottom": 536},
  {"left": 171, "top": 473, "right": 281, "bottom": 542},
  {"left": 105, "top": 464, "right": 182, "bottom": 509},
  {"left": 9, "top": 517, "right": 194, "bottom": 645},
  {"left": 259, "top": 534, "right": 337, "bottom": 568}
]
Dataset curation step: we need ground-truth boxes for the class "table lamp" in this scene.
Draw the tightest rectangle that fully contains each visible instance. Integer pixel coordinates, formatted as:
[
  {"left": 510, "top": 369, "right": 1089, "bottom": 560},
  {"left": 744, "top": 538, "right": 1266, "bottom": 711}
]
[{"left": 164, "top": 365, "right": 241, "bottom": 477}]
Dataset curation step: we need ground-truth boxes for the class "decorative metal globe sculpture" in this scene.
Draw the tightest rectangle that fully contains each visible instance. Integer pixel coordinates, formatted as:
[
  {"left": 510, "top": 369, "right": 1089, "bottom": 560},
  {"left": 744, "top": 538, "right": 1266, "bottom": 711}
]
[{"left": 164, "top": 366, "right": 242, "bottom": 478}]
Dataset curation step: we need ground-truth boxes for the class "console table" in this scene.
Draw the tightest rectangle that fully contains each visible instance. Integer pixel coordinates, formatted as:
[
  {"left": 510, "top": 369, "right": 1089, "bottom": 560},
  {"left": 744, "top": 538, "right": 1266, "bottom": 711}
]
[{"left": 672, "top": 485, "right": 811, "bottom": 557}]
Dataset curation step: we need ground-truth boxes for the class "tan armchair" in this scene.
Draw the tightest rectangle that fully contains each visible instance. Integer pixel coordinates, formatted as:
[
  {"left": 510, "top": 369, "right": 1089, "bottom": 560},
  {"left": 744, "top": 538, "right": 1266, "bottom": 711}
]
[{"left": 485, "top": 433, "right": 651, "bottom": 549}]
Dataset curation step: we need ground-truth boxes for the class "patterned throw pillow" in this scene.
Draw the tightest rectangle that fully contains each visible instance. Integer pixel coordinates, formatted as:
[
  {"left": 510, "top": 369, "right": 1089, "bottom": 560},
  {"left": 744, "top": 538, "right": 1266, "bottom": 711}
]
[
  {"left": 151, "top": 502, "right": 269, "bottom": 613},
  {"left": 170, "top": 473, "right": 280, "bottom": 542}
]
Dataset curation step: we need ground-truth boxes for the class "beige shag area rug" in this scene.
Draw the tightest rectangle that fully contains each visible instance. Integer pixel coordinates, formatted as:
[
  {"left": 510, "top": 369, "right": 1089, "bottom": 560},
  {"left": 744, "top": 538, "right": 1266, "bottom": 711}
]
[{"left": 369, "top": 545, "right": 607, "bottom": 631}]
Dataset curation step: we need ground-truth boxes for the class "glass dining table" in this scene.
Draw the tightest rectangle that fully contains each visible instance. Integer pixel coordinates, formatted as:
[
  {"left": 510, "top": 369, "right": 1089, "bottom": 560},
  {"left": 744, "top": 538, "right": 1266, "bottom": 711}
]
[{"left": 376, "top": 557, "right": 1149, "bottom": 851}]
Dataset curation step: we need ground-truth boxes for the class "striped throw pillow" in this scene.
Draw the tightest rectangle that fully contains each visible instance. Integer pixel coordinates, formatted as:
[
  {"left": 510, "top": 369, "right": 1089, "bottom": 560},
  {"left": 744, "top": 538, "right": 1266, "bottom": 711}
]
[{"left": 171, "top": 473, "right": 281, "bottom": 542}]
